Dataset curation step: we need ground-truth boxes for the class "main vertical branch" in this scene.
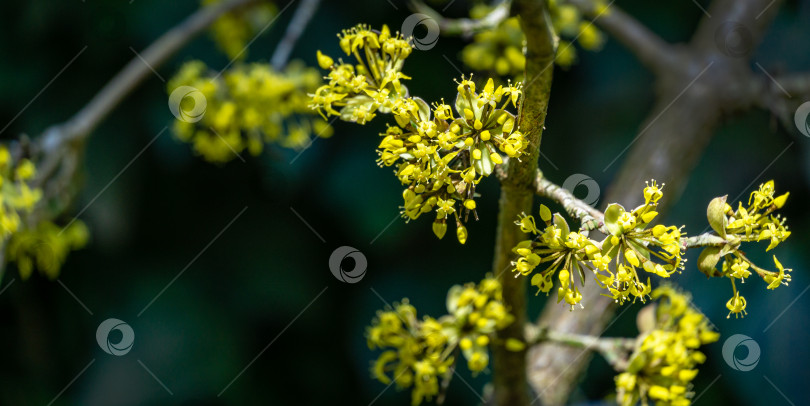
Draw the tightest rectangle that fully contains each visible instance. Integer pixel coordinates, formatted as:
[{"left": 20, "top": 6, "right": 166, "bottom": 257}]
[{"left": 491, "top": 1, "right": 555, "bottom": 405}]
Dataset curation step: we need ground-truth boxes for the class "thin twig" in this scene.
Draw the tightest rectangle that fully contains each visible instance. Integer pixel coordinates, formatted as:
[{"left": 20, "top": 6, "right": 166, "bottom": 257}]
[
  {"left": 36, "top": 0, "right": 258, "bottom": 156},
  {"left": 525, "top": 324, "right": 636, "bottom": 371},
  {"left": 270, "top": 0, "right": 322, "bottom": 70},
  {"left": 499, "top": 160, "right": 729, "bottom": 245},
  {"left": 28, "top": 0, "right": 260, "bottom": 226},
  {"left": 409, "top": 0, "right": 510, "bottom": 37}
]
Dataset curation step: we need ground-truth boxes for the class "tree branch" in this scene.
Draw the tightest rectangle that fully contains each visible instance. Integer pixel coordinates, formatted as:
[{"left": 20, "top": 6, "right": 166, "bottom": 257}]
[
  {"left": 775, "top": 73, "right": 810, "bottom": 97},
  {"left": 489, "top": 0, "right": 555, "bottom": 405},
  {"left": 270, "top": 0, "right": 322, "bottom": 69},
  {"left": 753, "top": 71, "right": 810, "bottom": 132},
  {"left": 525, "top": 324, "right": 636, "bottom": 371},
  {"left": 36, "top": 0, "right": 258, "bottom": 156},
  {"left": 691, "top": 0, "right": 785, "bottom": 56},
  {"left": 27, "top": 0, "right": 260, "bottom": 221},
  {"left": 532, "top": 171, "right": 606, "bottom": 234},
  {"left": 566, "top": 0, "right": 682, "bottom": 75},
  {"left": 498, "top": 161, "right": 728, "bottom": 246},
  {"left": 409, "top": 0, "right": 510, "bottom": 38},
  {"left": 496, "top": 162, "right": 606, "bottom": 234}
]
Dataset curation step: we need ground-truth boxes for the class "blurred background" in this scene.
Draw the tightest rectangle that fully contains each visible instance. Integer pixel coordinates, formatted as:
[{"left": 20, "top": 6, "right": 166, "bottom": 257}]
[{"left": 1, "top": 0, "right": 808, "bottom": 404}]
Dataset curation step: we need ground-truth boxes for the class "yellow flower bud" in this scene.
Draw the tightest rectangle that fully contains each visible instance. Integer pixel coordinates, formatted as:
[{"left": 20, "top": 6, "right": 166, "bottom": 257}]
[
  {"left": 316, "top": 50, "right": 333, "bottom": 69},
  {"left": 432, "top": 221, "right": 447, "bottom": 239},
  {"left": 464, "top": 108, "right": 474, "bottom": 121},
  {"left": 457, "top": 224, "right": 468, "bottom": 244},
  {"left": 464, "top": 199, "right": 477, "bottom": 210},
  {"left": 539, "top": 204, "right": 552, "bottom": 222},
  {"left": 678, "top": 369, "right": 698, "bottom": 381},
  {"left": 503, "top": 338, "right": 525, "bottom": 352},
  {"left": 625, "top": 249, "right": 640, "bottom": 267},
  {"left": 773, "top": 192, "right": 789, "bottom": 208},
  {"left": 648, "top": 385, "right": 670, "bottom": 400}
]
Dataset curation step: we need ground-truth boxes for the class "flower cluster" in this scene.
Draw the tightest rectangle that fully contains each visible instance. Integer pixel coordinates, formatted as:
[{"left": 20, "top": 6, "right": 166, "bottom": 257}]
[
  {"left": 461, "top": 6, "right": 525, "bottom": 77},
  {"left": 616, "top": 286, "right": 719, "bottom": 406},
  {"left": 311, "top": 25, "right": 528, "bottom": 243},
  {"left": 512, "top": 180, "right": 686, "bottom": 309},
  {"left": 391, "top": 77, "right": 524, "bottom": 244},
  {"left": 0, "top": 146, "right": 41, "bottom": 237},
  {"left": 697, "top": 180, "right": 792, "bottom": 318},
  {"left": 7, "top": 220, "right": 89, "bottom": 280},
  {"left": 168, "top": 60, "right": 331, "bottom": 163},
  {"left": 0, "top": 146, "right": 88, "bottom": 280},
  {"left": 459, "top": 0, "right": 607, "bottom": 76},
  {"left": 310, "top": 24, "right": 413, "bottom": 123},
  {"left": 549, "top": 0, "right": 607, "bottom": 67},
  {"left": 202, "top": 0, "right": 277, "bottom": 61},
  {"left": 367, "top": 277, "right": 514, "bottom": 405}
]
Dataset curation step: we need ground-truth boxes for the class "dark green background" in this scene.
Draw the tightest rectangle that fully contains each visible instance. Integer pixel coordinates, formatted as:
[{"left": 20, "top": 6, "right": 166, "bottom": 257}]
[{"left": 1, "top": 0, "right": 808, "bottom": 404}]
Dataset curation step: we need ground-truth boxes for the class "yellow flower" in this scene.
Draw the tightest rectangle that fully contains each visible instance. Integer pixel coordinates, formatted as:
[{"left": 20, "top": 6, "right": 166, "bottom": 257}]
[
  {"left": 726, "top": 291, "right": 748, "bottom": 318},
  {"left": 765, "top": 255, "right": 791, "bottom": 290}
]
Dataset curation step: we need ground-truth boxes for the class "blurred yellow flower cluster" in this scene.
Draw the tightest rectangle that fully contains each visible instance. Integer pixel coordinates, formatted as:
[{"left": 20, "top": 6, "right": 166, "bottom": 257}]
[
  {"left": 549, "top": 0, "right": 608, "bottom": 67},
  {"left": 367, "top": 277, "right": 514, "bottom": 405},
  {"left": 460, "top": 0, "right": 608, "bottom": 76},
  {"left": 698, "top": 180, "right": 792, "bottom": 318},
  {"left": 7, "top": 221, "right": 89, "bottom": 280},
  {"left": 202, "top": 0, "right": 277, "bottom": 61},
  {"left": 513, "top": 181, "right": 685, "bottom": 309},
  {"left": 168, "top": 60, "right": 332, "bottom": 163},
  {"left": 0, "top": 146, "right": 41, "bottom": 237},
  {"left": 461, "top": 6, "right": 525, "bottom": 77},
  {"left": 0, "top": 146, "right": 88, "bottom": 280},
  {"left": 311, "top": 25, "right": 527, "bottom": 243},
  {"left": 616, "top": 285, "right": 719, "bottom": 406}
]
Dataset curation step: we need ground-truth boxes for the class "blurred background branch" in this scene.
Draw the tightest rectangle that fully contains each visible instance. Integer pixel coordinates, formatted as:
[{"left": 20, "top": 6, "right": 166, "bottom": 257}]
[
  {"left": 566, "top": 0, "right": 683, "bottom": 74},
  {"left": 525, "top": 324, "right": 636, "bottom": 372},
  {"left": 409, "top": 0, "right": 510, "bottom": 38},
  {"left": 28, "top": 0, "right": 260, "bottom": 224},
  {"left": 270, "top": 0, "right": 321, "bottom": 69}
]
